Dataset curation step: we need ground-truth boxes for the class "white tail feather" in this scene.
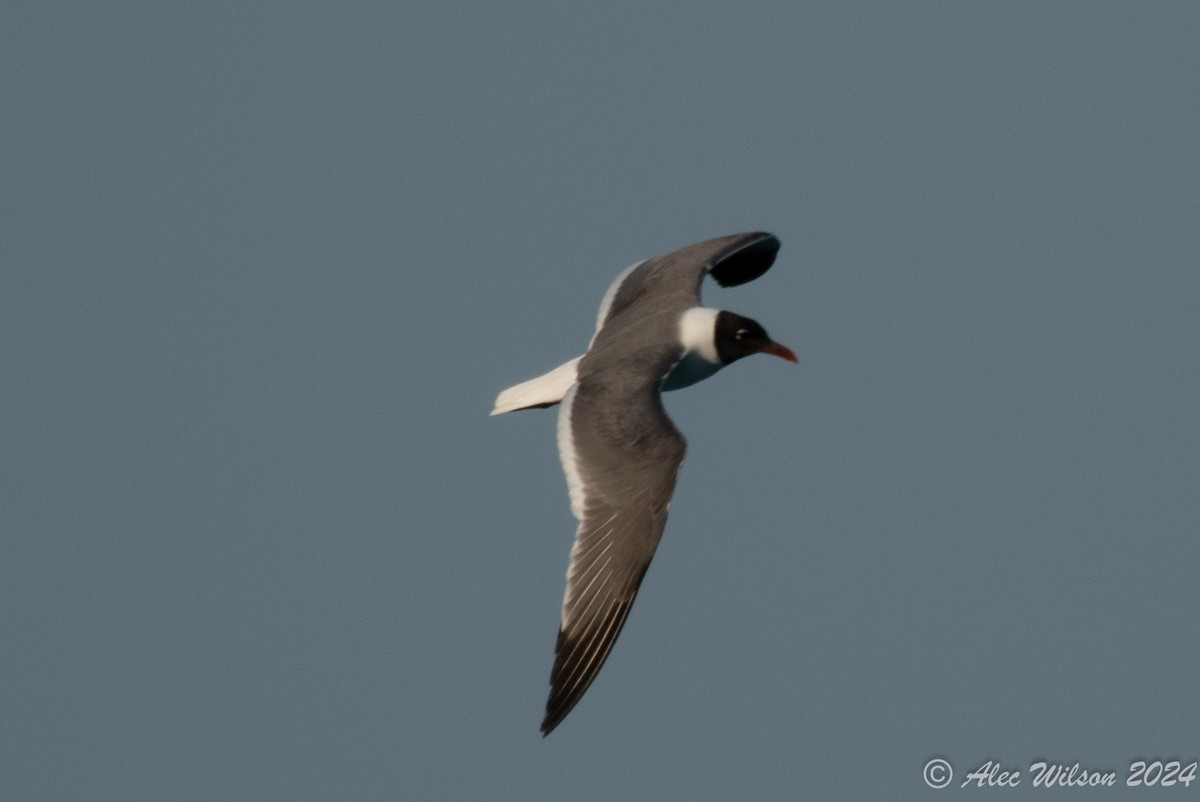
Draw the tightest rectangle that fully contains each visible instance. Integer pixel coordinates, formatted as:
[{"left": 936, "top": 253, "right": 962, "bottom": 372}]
[{"left": 491, "top": 356, "right": 582, "bottom": 415}]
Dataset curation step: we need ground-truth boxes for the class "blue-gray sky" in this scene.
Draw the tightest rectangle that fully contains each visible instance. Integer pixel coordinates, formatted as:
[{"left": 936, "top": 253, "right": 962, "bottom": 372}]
[{"left": 4, "top": 3, "right": 1198, "bottom": 799}]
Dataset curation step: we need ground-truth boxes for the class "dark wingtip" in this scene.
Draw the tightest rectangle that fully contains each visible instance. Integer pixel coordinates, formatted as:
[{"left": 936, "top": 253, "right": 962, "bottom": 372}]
[
  {"left": 540, "top": 595, "right": 639, "bottom": 736},
  {"left": 540, "top": 680, "right": 565, "bottom": 736},
  {"left": 709, "top": 232, "right": 781, "bottom": 288},
  {"left": 539, "top": 627, "right": 572, "bottom": 736}
]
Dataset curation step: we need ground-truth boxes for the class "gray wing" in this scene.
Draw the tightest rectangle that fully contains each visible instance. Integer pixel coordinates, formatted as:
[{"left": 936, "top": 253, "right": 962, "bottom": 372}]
[
  {"left": 541, "top": 377, "right": 687, "bottom": 735},
  {"left": 595, "top": 231, "right": 779, "bottom": 334}
]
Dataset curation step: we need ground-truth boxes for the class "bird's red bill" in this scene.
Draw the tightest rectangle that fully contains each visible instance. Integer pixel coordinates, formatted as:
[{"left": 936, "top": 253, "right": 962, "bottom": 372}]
[{"left": 762, "top": 341, "right": 798, "bottom": 362}]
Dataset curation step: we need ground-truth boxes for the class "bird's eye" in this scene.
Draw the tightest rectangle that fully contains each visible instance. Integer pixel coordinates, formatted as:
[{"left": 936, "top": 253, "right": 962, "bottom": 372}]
[{"left": 736, "top": 329, "right": 749, "bottom": 339}]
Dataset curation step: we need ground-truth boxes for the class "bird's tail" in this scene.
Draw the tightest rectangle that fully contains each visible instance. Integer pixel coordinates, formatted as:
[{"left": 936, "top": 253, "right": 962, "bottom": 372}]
[{"left": 491, "top": 356, "right": 582, "bottom": 415}]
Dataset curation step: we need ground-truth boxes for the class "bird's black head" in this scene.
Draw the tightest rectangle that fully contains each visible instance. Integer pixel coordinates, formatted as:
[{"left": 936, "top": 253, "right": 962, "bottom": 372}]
[{"left": 713, "top": 311, "right": 798, "bottom": 364}]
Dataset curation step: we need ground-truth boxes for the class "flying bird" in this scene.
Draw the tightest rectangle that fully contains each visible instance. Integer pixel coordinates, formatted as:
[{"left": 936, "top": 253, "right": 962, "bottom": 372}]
[{"left": 492, "top": 232, "right": 796, "bottom": 735}]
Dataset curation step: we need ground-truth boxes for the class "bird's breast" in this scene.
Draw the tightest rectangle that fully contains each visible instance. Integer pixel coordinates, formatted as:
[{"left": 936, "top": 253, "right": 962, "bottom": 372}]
[{"left": 660, "top": 349, "right": 724, "bottom": 392}]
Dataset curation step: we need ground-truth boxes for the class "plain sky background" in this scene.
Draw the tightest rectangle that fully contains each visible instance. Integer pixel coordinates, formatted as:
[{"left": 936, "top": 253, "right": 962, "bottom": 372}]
[{"left": 3, "top": 3, "right": 1198, "bottom": 799}]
